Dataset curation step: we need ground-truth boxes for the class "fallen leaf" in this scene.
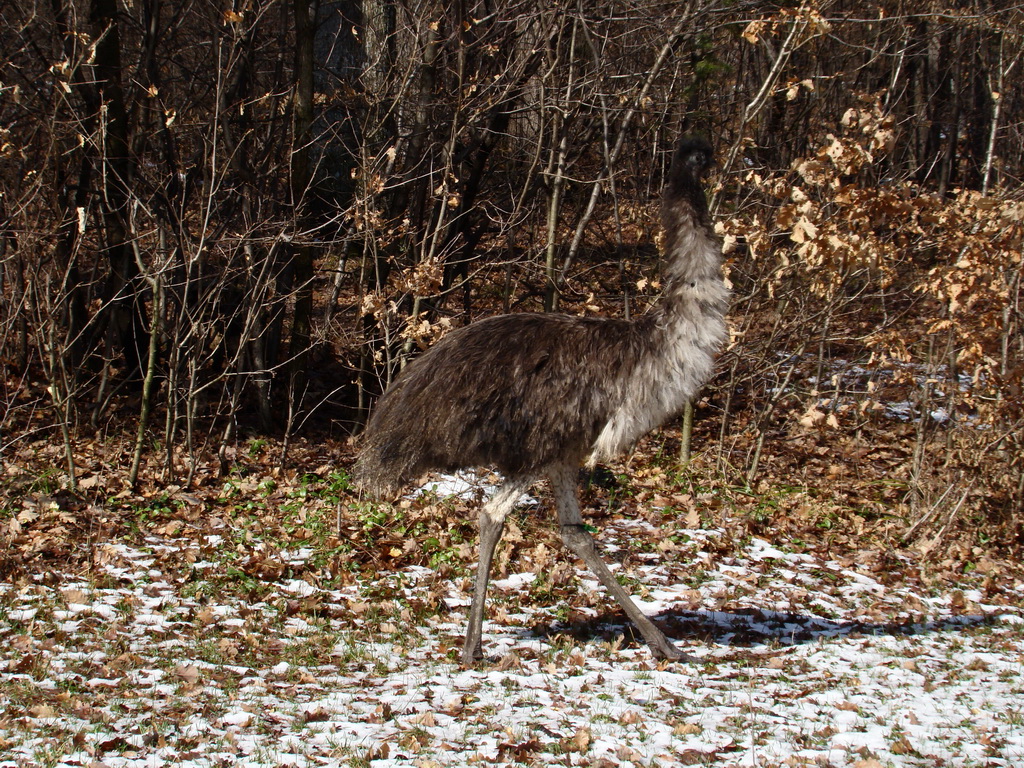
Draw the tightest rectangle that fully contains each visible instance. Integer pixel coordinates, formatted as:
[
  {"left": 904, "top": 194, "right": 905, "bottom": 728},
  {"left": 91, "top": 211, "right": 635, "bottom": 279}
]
[
  {"left": 409, "top": 711, "right": 436, "bottom": 727},
  {"left": 78, "top": 474, "right": 102, "bottom": 489},
  {"left": 674, "top": 722, "right": 702, "bottom": 736},
  {"left": 560, "top": 726, "right": 591, "bottom": 753},
  {"left": 62, "top": 589, "right": 88, "bottom": 605},
  {"left": 174, "top": 665, "right": 200, "bottom": 685}
]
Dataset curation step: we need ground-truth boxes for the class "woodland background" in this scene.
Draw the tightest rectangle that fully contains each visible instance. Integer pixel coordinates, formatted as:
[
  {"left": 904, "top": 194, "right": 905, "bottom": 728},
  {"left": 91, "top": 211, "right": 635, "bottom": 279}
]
[{"left": 1, "top": 0, "right": 1022, "bottom": 562}]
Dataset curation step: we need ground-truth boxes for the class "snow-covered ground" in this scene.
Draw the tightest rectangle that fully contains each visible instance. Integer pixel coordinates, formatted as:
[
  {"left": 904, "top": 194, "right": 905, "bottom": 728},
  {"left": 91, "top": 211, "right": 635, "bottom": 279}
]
[{"left": 2, "top": 509, "right": 1022, "bottom": 768}]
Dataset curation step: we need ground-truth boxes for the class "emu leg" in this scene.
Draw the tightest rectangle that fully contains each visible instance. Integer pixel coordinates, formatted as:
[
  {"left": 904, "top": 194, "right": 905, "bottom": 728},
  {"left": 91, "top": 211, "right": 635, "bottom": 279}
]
[
  {"left": 548, "top": 464, "right": 694, "bottom": 662},
  {"left": 462, "top": 478, "right": 532, "bottom": 667}
]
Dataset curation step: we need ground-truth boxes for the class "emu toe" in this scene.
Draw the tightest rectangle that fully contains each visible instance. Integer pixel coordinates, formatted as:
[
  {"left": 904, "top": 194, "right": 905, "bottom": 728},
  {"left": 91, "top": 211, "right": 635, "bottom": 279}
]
[{"left": 648, "top": 637, "right": 697, "bottom": 663}]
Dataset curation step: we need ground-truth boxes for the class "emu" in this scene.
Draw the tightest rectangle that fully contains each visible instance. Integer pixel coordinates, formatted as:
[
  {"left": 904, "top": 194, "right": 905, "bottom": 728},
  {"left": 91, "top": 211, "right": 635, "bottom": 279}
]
[{"left": 355, "top": 136, "right": 728, "bottom": 665}]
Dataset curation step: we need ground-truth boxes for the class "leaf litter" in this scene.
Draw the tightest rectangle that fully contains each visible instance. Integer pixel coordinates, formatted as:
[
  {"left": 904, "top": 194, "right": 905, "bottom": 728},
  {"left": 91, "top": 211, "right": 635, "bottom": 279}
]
[{"left": 2, "top": 472, "right": 1023, "bottom": 768}]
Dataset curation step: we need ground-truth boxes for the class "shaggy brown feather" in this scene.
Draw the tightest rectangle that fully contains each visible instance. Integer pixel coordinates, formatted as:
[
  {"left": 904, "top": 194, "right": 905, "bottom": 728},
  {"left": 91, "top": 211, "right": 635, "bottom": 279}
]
[
  {"left": 356, "top": 313, "right": 640, "bottom": 493},
  {"left": 356, "top": 136, "right": 725, "bottom": 494}
]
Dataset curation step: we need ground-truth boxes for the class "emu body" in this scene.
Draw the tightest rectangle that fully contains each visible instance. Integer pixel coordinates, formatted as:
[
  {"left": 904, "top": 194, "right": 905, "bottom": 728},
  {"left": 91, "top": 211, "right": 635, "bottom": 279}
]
[{"left": 356, "top": 136, "right": 728, "bottom": 665}]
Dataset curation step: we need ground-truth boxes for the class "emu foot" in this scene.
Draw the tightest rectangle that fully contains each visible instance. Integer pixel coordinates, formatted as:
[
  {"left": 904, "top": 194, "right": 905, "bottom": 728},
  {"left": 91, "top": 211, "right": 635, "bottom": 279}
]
[
  {"left": 461, "top": 639, "right": 484, "bottom": 668},
  {"left": 648, "top": 637, "right": 697, "bottom": 663}
]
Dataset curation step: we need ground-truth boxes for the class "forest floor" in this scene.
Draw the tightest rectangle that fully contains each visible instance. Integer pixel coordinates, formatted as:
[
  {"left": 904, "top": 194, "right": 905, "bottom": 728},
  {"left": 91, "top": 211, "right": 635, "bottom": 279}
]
[{"left": 2, "top": 445, "right": 1023, "bottom": 768}]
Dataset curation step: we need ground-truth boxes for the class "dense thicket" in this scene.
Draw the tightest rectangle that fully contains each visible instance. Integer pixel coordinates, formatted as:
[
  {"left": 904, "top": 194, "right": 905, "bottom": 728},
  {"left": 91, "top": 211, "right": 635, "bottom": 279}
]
[{"left": 1, "top": 1, "right": 1021, "bottom": 542}]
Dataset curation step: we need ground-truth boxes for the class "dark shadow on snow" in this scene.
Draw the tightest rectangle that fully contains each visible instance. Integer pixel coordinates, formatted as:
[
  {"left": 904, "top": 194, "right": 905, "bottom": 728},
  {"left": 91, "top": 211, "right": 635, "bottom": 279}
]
[{"left": 524, "top": 606, "right": 1001, "bottom": 652}]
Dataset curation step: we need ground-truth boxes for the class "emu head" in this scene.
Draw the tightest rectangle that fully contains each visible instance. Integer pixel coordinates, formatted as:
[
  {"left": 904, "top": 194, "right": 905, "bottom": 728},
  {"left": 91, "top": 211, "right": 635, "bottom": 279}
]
[{"left": 673, "top": 136, "right": 715, "bottom": 179}]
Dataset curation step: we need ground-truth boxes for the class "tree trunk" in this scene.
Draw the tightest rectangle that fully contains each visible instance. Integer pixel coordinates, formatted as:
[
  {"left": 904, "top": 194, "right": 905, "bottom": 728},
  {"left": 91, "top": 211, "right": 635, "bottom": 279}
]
[
  {"left": 90, "top": 0, "right": 148, "bottom": 378},
  {"left": 288, "top": 0, "right": 319, "bottom": 412}
]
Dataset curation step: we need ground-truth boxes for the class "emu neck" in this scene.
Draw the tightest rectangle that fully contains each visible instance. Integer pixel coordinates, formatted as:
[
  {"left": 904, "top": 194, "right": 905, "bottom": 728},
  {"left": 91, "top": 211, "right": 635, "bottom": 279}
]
[
  {"left": 647, "top": 207, "right": 720, "bottom": 333},
  {"left": 657, "top": 204, "right": 722, "bottom": 307},
  {"left": 586, "top": 203, "right": 727, "bottom": 466}
]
